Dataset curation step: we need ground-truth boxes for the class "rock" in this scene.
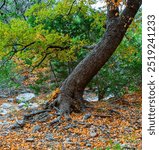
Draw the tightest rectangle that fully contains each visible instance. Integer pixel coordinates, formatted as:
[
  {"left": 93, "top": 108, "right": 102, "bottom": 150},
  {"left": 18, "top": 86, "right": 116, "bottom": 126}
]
[
  {"left": 10, "top": 123, "right": 22, "bottom": 129},
  {"left": 121, "top": 144, "right": 134, "bottom": 149},
  {"left": 0, "top": 108, "right": 8, "bottom": 115},
  {"left": 0, "top": 116, "right": 5, "bottom": 120},
  {"left": 45, "top": 133, "right": 54, "bottom": 141},
  {"left": 33, "top": 112, "right": 51, "bottom": 122},
  {"left": 83, "top": 113, "right": 91, "bottom": 120},
  {"left": 1, "top": 103, "right": 12, "bottom": 109},
  {"left": 8, "top": 98, "right": 14, "bottom": 102},
  {"left": 0, "top": 94, "right": 8, "bottom": 98},
  {"left": 0, "top": 121, "right": 9, "bottom": 125},
  {"left": 16, "top": 93, "right": 35, "bottom": 103},
  {"left": 99, "top": 125, "right": 106, "bottom": 132},
  {"left": 26, "top": 138, "right": 34, "bottom": 142},
  {"left": 84, "top": 95, "right": 98, "bottom": 102},
  {"left": 64, "top": 124, "right": 77, "bottom": 129},
  {"left": 10, "top": 120, "right": 25, "bottom": 129},
  {"left": 90, "top": 131, "right": 97, "bottom": 137},
  {"left": 103, "top": 94, "right": 114, "bottom": 101},
  {"left": 18, "top": 103, "right": 26, "bottom": 108},
  {"left": 32, "top": 125, "right": 41, "bottom": 133},
  {"left": 29, "top": 103, "right": 39, "bottom": 109},
  {"left": 50, "top": 118, "right": 60, "bottom": 125},
  {"left": 6, "top": 114, "right": 12, "bottom": 118},
  {"left": 90, "top": 125, "right": 97, "bottom": 137},
  {"left": 99, "top": 137, "right": 106, "bottom": 142},
  {"left": 86, "top": 143, "right": 91, "bottom": 147},
  {"left": 65, "top": 138, "right": 71, "bottom": 143}
]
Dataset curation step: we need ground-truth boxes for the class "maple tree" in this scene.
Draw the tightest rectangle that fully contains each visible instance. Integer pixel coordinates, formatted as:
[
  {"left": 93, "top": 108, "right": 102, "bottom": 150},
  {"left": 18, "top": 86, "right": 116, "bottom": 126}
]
[{"left": 0, "top": 0, "right": 142, "bottom": 119}]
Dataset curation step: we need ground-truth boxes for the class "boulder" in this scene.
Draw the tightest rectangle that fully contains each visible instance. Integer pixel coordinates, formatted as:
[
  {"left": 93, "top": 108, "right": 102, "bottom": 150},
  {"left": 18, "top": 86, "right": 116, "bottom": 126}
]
[
  {"left": 32, "top": 125, "right": 41, "bottom": 133},
  {"left": 8, "top": 98, "right": 14, "bottom": 102},
  {"left": 1, "top": 103, "right": 12, "bottom": 109},
  {"left": 45, "top": 133, "right": 54, "bottom": 141},
  {"left": 0, "top": 108, "right": 8, "bottom": 115},
  {"left": 0, "top": 94, "right": 8, "bottom": 98},
  {"left": 29, "top": 103, "right": 39, "bottom": 109},
  {"left": 16, "top": 93, "right": 35, "bottom": 103}
]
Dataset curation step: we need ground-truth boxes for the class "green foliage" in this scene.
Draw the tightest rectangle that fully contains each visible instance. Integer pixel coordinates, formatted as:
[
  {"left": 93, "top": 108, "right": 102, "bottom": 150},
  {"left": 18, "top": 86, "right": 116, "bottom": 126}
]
[
  {"left": 89, "top": 10, "right": 142, "bottom": 99},
  {"left": 0, "top": 61, "right": 20, "bottom": 90},
  {"left": 0, "top": 0, "right": 141, "bottom": 97},
  {"left": 0, "top": 0, "right": 105, "bottom": 69}
]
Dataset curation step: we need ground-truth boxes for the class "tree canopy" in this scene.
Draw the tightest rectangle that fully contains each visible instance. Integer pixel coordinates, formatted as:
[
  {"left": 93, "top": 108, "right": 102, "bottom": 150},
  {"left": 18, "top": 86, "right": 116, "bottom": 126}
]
[{"left": 0, "top": 0, "right": 141, "bottom": 97}]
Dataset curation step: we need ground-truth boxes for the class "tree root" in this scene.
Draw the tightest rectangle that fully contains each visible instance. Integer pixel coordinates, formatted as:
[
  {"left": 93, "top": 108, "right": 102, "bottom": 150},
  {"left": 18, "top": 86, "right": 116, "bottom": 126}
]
[
  {"left": 23, "top": 109, "right": 51, "bottom": 120},
  {"left": 45, "top": 92, "right": 93, "bottom": 122},
  {"left": 11, "top": 92, "right": 92, "bottom": 129}
]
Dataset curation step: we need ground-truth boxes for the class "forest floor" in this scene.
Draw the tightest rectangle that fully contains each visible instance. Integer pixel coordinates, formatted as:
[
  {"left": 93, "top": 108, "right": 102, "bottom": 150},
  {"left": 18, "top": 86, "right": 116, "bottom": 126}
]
[{"left": 0, "top": 91, "right": 142, "bottom": 150}]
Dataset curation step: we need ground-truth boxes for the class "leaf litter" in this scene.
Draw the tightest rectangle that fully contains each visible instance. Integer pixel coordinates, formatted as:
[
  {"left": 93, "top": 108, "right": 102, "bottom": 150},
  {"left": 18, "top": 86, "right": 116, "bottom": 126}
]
[{"left": 0, "top": 91, "right": 141, "bottom": 150}]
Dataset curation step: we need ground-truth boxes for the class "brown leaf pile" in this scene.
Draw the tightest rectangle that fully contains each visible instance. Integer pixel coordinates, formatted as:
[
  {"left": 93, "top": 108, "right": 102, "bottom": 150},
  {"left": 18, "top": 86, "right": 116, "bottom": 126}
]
[{"left": 0, "top": 92, "right": 141, "bottom": 150}]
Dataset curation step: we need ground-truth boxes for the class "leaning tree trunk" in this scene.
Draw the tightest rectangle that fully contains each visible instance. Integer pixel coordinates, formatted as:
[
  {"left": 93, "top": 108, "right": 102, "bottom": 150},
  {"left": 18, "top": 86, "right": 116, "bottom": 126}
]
[{"left": 53, "top": 0, "right": 142, "bottom": 116}]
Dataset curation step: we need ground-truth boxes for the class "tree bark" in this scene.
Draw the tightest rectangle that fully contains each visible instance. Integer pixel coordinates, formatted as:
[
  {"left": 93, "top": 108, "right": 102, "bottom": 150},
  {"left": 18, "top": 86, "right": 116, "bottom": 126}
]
[{"left": 53, "top": 0, "right": 142, "bottom": 116}]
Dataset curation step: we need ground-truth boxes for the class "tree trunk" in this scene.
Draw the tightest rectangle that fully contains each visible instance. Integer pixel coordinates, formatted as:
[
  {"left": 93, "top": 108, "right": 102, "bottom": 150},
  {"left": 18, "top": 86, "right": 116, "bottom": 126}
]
[{"left": 53, "top": 0, "right": 142, "bottom": 116}]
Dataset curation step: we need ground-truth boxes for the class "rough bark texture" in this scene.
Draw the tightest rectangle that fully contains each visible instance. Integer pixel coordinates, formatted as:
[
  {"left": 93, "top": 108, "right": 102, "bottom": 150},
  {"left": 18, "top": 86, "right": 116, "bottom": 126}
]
[{"left": 54, "top": 0, "right": 142, "bottom": 116}]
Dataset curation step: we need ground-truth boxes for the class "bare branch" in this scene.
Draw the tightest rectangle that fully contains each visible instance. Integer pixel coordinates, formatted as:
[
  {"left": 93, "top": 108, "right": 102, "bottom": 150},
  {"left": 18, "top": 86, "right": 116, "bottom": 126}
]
[
  {"left": 0, "top": 0, "right": 5, "bottom": 9},
  {"left": 0, "top": 42, "right": 36, "bottom": 67},
  {"left": 19, "top": 41, "right": 36, "bottom": 51},
  {"left": 67, "top": 0, "right": 76, "bottom": 16},
  {"left": 50, "top": 61, "right": 59, "bottom": 87},
  {"left": 31, "top": 53, "right": 50, "bottom": 71},
  {"left": 47, "top": 45, "right": 70, "bottom": 51}
]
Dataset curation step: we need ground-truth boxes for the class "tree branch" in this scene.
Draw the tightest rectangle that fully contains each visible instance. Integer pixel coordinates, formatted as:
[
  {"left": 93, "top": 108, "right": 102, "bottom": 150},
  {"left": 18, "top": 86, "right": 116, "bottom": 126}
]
[
  {"left": 0, "top": 42, "right": 36, "bottom": 67},
  {"left": 0, "top": 0, "right": 5, "bottom": 9},
  {"left": 0, "top": 51, "right": 16, "bottom": 68},
  {"left": 82, "top": 45, "right": 96, "bottom": 50},
  {"left": 47, "top": 45, "right": 70, "bottom": 51},
  {"left": 120, "top": 0, "right": 142, "bottom": 28},
  {"left": 31, "top": 53, "right": 50, "bottom": 71},
  {"left": 67, "top": 0, "right": 76, "bottom": 16},
  {"left": 19, "top": 41, "right": 36, "bottom": 52},
  {"left": 106, "top": 0, "right": 119, "bottom": 21},
  {"left": 50, "top": 61, "right": 59, "bottom": 87}
]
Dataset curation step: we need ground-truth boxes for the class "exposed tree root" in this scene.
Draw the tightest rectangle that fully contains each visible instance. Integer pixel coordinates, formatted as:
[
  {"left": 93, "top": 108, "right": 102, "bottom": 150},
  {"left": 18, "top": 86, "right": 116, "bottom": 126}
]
[
  {"left": 11, "top": 92, "right": 93, "bottom": 130},
  {"left": 23, "top": 109, "right": 51, "bottom": 120}
]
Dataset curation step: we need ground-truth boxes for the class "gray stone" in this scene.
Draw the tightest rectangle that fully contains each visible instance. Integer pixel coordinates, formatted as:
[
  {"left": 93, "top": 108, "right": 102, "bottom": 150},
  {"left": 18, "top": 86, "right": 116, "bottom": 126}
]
[
  {"left": 32, "top": 125, "right": 41, "bottom": 133},
  {"left": 65, "top": 138, "right": 71, "bottom": 143},
  {"left": 16, "top": 93, "right": 35, "bottom": 103},
  {"left": 103, "top": 94, "right": 115, "bottom": 101},
  {"left": 0, "top": 108, "right": 8, "bottom": 115},
  {"left": 8, "top": 98, "right": 14, "bottom": 102},
  {"left": 90, "top": 131, "right": 97, "bottom": 137},
  {"left": 83, "top": 113, "right": 91, "bottom": 120},
  {"left": 45, "top": 133, "right": 54, "bottom": 141},
  {"left": 0, "top": 94, "right": 8, "bottom": 98},
  {"left": 34, "top": 112, "right": 51, "bottom": 122},
  {"left": 1, "top": 103, "right": 12, "bottom": 109},
  {"left": 18, "top": 103, "right": 26, "bottom": 108},
  {"left": 0, "top": 121, "right": 9, "bottom": 125},
  {"left": 64, "top": 124, "right": 77, "bottom": 129},
  {"left": 86, "top": 143, "right": 91, "bottom": 147},
  {"left": 99, "top": 137, "right": 106, "bottom": 142},
  {"left": 10, "top": 123, "right": 21, "bottom": 129},
  {"left": 29, "top": 103, "right": 39, "bottom": 109},
  {"left": 0, "top": 116, "right": 5, "bottom": 120},
  {"left": 90, "top": 126, "right": 97, "bottom": 137},
  {"left": 10, "top": 120, "right": 25, "bottom": 129},
  {"left": 26, "top": 138, "right": 34, "bottom": 142}
]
